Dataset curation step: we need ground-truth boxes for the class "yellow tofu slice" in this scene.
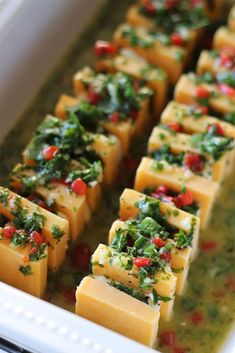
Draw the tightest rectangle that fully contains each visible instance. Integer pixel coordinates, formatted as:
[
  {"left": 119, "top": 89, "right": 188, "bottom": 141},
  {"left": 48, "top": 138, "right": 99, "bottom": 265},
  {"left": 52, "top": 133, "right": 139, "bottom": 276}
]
[
  {"left": 0, "top": 228, "right": 47, "bottom": 298},
  {"left": 113, "top": 24, "right": 186, "bottom": 84},
  {"left": 75, "top": 276, "right": 160, "bottom": 347},
  {"left": 134, "top": 157, "right": 219, "bottom": 229},
  {"left": 174, "top": 74, "right": 235, "bottom": 114},
  {"left": 96, "top": 49, "right": 168, "bottom": 116},
  {"left": 108, "top": 219, "right": 192, "bottom": 296},
  {"left": 126, "top": 5, "right": 199, "bottom": 62},
  {"left": 10, "top": 165, "right": 91, "bottom": 242},
  {"left": 55, "top": 93, "right": 133, "bottom": 155},
  {"left": 0, "top": 187, "right": 68, "bottom": 272},
  {"left": 148, "top": 126, "right": 235, "bottom": 182},
  {"left": 92, "top": 243, "right": 176, "bottom": 321},
  {"left": 228, "top": 5, "right": 235, "bottom": 31},
  {"left": 213, "top": 26, "right": 235, "bottom": 50},
  {"left": 73, "top": 66, "right": 151, "bottom": 137},
  {"left": 161, "top": 101, "right": 235, "bottom": 139}
]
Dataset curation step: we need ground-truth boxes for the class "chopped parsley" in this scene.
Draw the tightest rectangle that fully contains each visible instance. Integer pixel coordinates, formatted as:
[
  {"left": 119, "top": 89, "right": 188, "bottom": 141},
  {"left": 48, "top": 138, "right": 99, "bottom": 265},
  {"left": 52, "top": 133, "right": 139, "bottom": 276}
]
[
  {"left": 51, "top": 224, "right": 64, "bottom": 242},
  {"left": 19, "top": 265, "right": 33, "bottom": 276}
]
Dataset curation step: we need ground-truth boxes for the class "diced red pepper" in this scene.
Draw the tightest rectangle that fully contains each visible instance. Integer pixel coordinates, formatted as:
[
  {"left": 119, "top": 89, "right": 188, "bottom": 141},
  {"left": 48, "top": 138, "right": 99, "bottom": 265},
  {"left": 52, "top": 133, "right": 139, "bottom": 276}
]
[
  {"left": 70, "top": 243, "right": 92, "bottom": 271},
  {"left": 159, "top": 330, "right": 176, "bottom": 346},
  {"left": 71, "top": 178, "right": 87, "bottom": 195},
  {"left": 94, "top": 40, "right": 117, "bottom": 56},
  {"left": 193, "top": 105, "right": 208, "bottom": 115},
  {"left": 167, "top": 121, "right": 182, "bottom": 132},
  {"left": 195, "top": 86, "right": 211, "bottom": 99},
  {"left": 200, "top": 240, "right": 217, "bottom": 251},
  {"left": 166, "top": 0, "right": 177, "bottom": 11},
  {"left": 156, "top": 185, "right": 169, "bottom": 195},
  {"left": 133, "top": 257, "right": 151, "bottom": 267},
  {"left": 108, "top": 112, "right": 119, "bottom": 123},
  {"left": 160, "top": 251, "right": 171, "bottom": 262},
  {"left": 29, "top": 247, "right": 38, "bottom": 254},
  {"left": 207, "top": 122, "right": 224, "bottom": 136},
  {"left": 30, "top": 230, "right": 45, "bottom": 246},
  {"left": 151, "top": 237, "right": 166, "bottom": 247},
  {"left": 170, "top": 33, "right": 184, "bottom": 47},
  {"left": 184, "top": 152, "right": 204, "bottom": 173},
  {"left": 144, "top": 1, "right": 155, "bottom": 14},
  {"left": 173, "top": 190, "right": 194, "bottom": 208},
  {"left": 173, "top": 346, "right": 187, "bottom": 353},
  {"left": 226, "top": 274, "right": 235, "bottom": 292},
  {"left": 217, "top": 83, "right": 235, "bottom": 97},
  {"left": 219, "top": 53, "right": 233, "bottom": 68},
  {"left": 42, "top": 145, "right": 59, "bottom": 161},
  {"left": 87, "top": 85, "right": 101, "bottom": 105},
  {"left": 3, "top": 224, "right": 16, "bottom": 239},
  {"left": 190, "top": 311, "right": 203, "bottom": 326}
]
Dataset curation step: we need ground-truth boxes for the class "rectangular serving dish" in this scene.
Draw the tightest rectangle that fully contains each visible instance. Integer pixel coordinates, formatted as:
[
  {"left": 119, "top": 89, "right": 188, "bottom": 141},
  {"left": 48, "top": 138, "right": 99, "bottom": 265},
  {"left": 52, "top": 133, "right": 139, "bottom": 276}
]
[{"left": 0, "top": 1, "right": 234, "bottom": 352}]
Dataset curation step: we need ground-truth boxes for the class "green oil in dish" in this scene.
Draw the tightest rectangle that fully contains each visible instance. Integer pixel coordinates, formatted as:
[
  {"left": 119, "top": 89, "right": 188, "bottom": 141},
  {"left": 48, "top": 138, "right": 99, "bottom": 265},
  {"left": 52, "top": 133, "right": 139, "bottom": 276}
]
[{"left": 0, "top": 0, "right": 234, "bottom": 352}]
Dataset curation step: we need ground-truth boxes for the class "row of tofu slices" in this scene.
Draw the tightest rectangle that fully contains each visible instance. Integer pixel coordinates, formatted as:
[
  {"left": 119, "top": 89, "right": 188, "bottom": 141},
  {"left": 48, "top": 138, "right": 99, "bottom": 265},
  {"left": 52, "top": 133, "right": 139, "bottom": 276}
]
[{"left": 0, "top": 0, "right": 235, "bottom": 348}]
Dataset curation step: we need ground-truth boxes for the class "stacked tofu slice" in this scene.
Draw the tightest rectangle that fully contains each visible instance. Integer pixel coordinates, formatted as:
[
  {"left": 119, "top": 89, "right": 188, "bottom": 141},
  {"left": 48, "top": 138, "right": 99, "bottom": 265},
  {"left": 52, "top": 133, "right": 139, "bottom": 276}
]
[{"left": 76, "top": 1, "right": 235, "bottom": 348}]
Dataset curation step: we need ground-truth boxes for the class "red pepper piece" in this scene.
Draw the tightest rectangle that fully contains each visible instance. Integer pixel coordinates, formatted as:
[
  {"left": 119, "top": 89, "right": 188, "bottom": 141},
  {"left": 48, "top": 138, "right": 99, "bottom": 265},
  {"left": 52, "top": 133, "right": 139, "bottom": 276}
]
[
  {"left": 184, "top": 153, "right": 204, "bottom": 173},
  {"left": 71, "top": 178, "right": 87, "bottom": 195},
  {"left": 29, "top": 230, "right": 45, "bottom": 246},
  {"left": 70, "top": 243, "right": 92, "bottom": 271},
  {"left": 218, "top": 83, "right": 235, "bottom": 97},
  {"left": 150, "top": 237, "right": 166, "bottom": 247},
  {"left": 200, "top": 240, "right": 217, "bottom": 251},
  {"left": 167, "top": 121, "right": 182, "bottom": 132},
  {"left": 94, "top": 40, "right": 117, "bottom": 56},
  {"left": 171, "top": 33, "right": 184, "bottom": 46},
  {"left": 133, "top": 257, "right": 151, "bottom": 267},
  {"left": 219, "top": 53, "right": 233, "bottom": 68},
  {"left": 160, "top": 251, "right": 171, "bottom": 262},
  {"left": 42, "top": 145, "right": 59, "bottom": 161},
  {"left": 195, "top": 86, "right": 211, "bottom": 99},
  {"left": 159, "top": 330, "right": 176, "bottom": 346},
  {"left": 193, "top": 105, "right": 208, "bottom": 115},
  {"left": 108, "top": 112, "right": 119, "bottom": 123},
  {"left": 144, "top": 1, "right": 155, "bottom": 14},
  {"left": 87, "top": 85, "right": 101, "bottom": 105},
  {"left": 207, "top": 122, "right": 224, "bottom": 136},
  {"left": 3, "top": 224, "right": 16, "bottom": 239},
  {"left": 190, "top": 311, "right": 203, "bottom": 326},
  {"left": 156, "top": 185, "right": 169, "bottom": 195}
]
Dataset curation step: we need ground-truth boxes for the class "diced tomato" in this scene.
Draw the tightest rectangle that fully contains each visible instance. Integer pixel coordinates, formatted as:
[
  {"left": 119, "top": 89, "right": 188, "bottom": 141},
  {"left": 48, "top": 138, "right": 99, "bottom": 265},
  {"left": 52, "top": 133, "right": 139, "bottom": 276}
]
[
  {"left": 42, "top": 145, "right": 59, "bottom": 161},
  {"left": 70, "top": 243, "right": 92, "bottom": 271},
  {"left": 159, "top": 330, "right": 176, "bottom": 346},
  {"left": 144, "top": 1, "right": 155, "bottom": 14},
  {"left": 226, "top": 274, "right": 235, "bottom": 292},
  {"left": 30, "top": 231, "right": 45, "bottom": 246},
  {"left": 190, "top": 311, "right": 203, "bottom": 326},
  {"left": 184, "top": 153, "right": 204, "bottom": 173},
  {"left": 195, "top": 86, "right": 211, "bottom": 99},
  {"left": 219, "top": 53, "right": 233, "bottom": 68},
  {"left": 133, "top": 257, "right": 151, "bottom": 267},
  {"left": 3, "top": 224, "right": 16, "bottom": 239},
  {"left": 200, "top": 240, "right": 217, "bottom": 251},
  {"left": 207, "top": 122, "right": 224, "bottom": 136},
  {"left": 193, "top": 105, "right": 208, "bottom": 115},
  {"left": 156, "top": 185, "right": 169, "bottom": 195},
  {"left": 171, "top": 33, "right": 184, "bottom": 46},
  {"left": 71, "top": 178, "right": 87, "bottom": 195},
  {"left": 64, "top": 288, "right": 76, "bottom": 304},
  {"left": 151, "top": 237, "right": 166, "bottom": 247},
  {"left": 217, "top": 83, "right": 235, "bottom": 97},
  {"left": 172, "top": 195, "right": 183, "bottom": 208},
  {"left": 87, "top": 85, "right": 101, "bottom": 105},
  {"left": 160, "top": 251, "right": 171, "bottom": 262},
  {"left": 108, "top": 112, "right": 119, "bottom": 123},
  {"left": 167, "top": 121, "right": 182, "bottom": 132},
  {"left": 94, "top": 40, "right": 117, "bottom": 56},
  {"left": 29, "top": 247, "right": 38, "bottom": 254},
  {"left": 173, "top": 346, "right": 187, "bottom": 353}
]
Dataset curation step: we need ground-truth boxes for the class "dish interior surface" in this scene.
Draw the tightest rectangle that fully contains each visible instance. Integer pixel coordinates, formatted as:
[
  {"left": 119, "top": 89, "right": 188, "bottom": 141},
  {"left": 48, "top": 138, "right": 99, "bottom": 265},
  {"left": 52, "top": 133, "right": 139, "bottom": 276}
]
[{"left": 0, "top": 1, "right": 234, "bottom": 353}]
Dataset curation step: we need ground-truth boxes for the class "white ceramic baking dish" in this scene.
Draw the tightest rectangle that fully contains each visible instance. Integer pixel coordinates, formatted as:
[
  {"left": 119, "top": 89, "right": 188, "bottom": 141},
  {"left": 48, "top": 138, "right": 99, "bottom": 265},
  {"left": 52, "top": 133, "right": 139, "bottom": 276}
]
[{"left": 0, "top": 1, "right": 234, "bottom": 353}]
